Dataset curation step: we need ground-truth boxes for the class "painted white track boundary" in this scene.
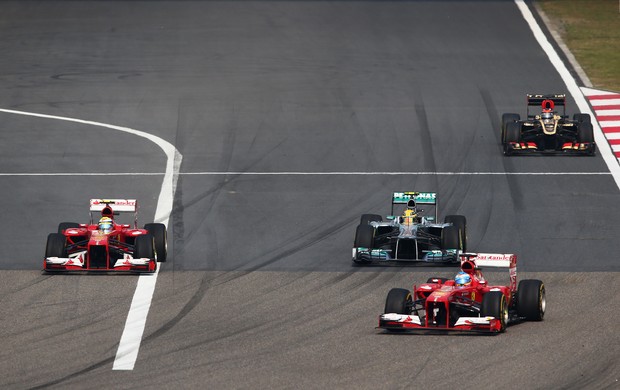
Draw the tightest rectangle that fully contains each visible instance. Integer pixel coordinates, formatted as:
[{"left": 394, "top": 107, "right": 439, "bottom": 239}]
[
  {"left": 0, "top": 108, "right": 182, "bottom": 370},
  {"left": 515, "top": 0, "right": 620, "bottom": 191},
  {"left": 0, "top": 171, "right": 612, "bottom": 176}
]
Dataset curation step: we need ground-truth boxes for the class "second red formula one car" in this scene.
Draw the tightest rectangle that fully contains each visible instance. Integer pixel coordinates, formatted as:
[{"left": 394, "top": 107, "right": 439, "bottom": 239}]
[
  {"left": 378, "top": 253, "right": 545, "bottom": 334},
  {"left": 43, "top": 199, "right": 167, "bottom": 273}
]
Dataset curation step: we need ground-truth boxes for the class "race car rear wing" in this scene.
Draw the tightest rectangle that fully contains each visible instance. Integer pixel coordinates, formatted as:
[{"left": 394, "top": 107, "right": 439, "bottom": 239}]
[
  {"left": 89, "top": 199, "right": 138, "bottom": 228},
  {"left": 390, "top": 192, "right": 438, "bottom": 220},
  {"left": 527, "top": 94, "right": 565, "bottom": 107},
  {"left": 89, "top": 199, "right": 137, "bottom": 212},
  {"left": 460, "top": 253, "right": 517, "bottom": 293},
  {"left": 526, "top": 93, "right": 566, "bottom": 118}
]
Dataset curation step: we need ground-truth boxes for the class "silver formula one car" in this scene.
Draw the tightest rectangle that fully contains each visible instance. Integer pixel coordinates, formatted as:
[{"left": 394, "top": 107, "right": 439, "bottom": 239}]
[{"left": 352, "top": 192, "right": 466, "bottom": 265}]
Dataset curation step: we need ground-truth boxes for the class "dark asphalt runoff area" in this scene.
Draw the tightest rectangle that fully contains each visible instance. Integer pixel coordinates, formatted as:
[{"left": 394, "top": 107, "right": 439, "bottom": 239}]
[{"left": 0, "top": 1, "right": 618, "bottom": 389}]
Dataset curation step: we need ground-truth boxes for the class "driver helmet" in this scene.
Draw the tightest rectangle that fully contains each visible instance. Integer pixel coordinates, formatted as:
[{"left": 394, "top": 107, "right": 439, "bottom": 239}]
[
  {"left": 98, "top": 217, "right": 113, "bottom": 233},
  {"left": 455, "top": 271, "right": 472, "bottom": 287},
  {"left": 402, "top": 199, "right": 417, "bottom": 224},
  {"left": 402, "top": 209, "right": 417, "bottom": 225},
  {"left": 541, "top": 108, "right": 553, "bottom": 120}
]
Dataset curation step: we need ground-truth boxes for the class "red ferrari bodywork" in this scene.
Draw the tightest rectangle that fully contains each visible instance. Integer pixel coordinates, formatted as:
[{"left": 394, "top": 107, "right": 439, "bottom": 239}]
[
  {"left": 378, "top": 253, "right": 537, "bottom": 334},
  {"left": 43, "top": 199, "right": 162, "bottom": 273}
]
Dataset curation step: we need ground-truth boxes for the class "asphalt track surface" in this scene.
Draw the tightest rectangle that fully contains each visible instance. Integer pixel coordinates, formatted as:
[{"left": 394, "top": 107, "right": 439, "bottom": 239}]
[{"left": 0, "top": 1, "right": 618, "bottom": 389}]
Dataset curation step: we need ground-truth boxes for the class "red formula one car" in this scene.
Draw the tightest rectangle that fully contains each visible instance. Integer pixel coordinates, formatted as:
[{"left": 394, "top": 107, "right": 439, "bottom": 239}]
[
  {"left": 378, "top": 253, "right": 545, "bottom": 334},
  {"left": 43, "top": 199, "right": 167, "bottom": 273}
]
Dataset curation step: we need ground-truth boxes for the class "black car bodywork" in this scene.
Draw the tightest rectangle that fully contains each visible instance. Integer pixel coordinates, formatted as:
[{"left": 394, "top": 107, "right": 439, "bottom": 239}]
[{"left": 501, "top": 94, "right": 595, "bottom": 156}]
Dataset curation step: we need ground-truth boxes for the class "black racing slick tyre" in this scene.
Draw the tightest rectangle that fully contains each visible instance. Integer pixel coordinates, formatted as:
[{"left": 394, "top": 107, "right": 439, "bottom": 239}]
[
  {"left": 57, "top": 222, "right": 79, "bottom": 234},
  {"left": 360, "top": 214, "right": 382, "bottom": 225},
  {"left": 45, "top": 233, "right": 67, "bottom": 258},
  {"left": 573, "top": 113, "right": 591, "bottom": 124},
  {"left": 354, "top": 224, "right": 375, "bottom": 249},
  {"left": 134, "top": 234, "right": 155, "bottom": 260},
  {"left": 501, "top": 113, "right": 520, "bottom": 143},
  {"left": 517, "top": 279, "right": 546, "bottom": 321},
  {"left": 440, "top": 225, "right": 460, "bottom": 251},
  {"left": 444, "top": 215, "right": 467, "bottom": 252},
  {"left": 481, "top": 291, "right": 508, "bottom": 333},
  {"left": 144, "top": 223, "right": 167, "bottom": 262},
  {"left": 504, "top": 121, "right": 522, "bottom": 155},
  {"left": 578, "top": 122, "right": 594, "bottom": 144},
  {"left": 384, "top": 288, "right": 412, "bottom": 315}
]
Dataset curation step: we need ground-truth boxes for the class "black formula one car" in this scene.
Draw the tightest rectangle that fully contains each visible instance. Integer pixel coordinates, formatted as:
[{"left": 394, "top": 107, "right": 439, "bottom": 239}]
[{"left": 501, "top": 94, "right": 595, "bottom": 156}]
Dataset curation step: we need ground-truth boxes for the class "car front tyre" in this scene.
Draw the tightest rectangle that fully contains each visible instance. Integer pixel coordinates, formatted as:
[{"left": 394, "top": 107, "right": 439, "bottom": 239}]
[
  {"left": 481, "top": 291, "right": 508, "bottom": 332},
  {"left": 501, "top": 113, "right": 520, "bottom": 144},
  {"left": 134, "top": 234, "right": 155, "bottom": 260},
  {"left": 444, "top": 215, "right": 467, "bottom": 252},
  {"left": 440, "top": 225, "right": 460, "bottom": 251},
  {"left": 144, "top": 223, "right": 167, "bottom": 262},
  {"left": 504, "top": 121, "right": 522, "bottom": 155},
  {"left": 45, "top": 233, "right": 67, "bottom": 258},
  {"left": 384, "top": 288, "right": 412, "bottom": 315}
]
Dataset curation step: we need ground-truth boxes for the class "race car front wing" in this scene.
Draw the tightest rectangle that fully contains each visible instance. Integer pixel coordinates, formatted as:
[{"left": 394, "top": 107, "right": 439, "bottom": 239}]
[
  {"left": 44, "top": 252, "right": 157, "bottom": 273},
  {"left": 378, "top": 313, "right": 503, "bottom": 333},
  {"left": 505, "top": 141, "right": 595, "bottom": 155},
  {"left": 353, "top": 247, "right": 460, "bottom": 264}
]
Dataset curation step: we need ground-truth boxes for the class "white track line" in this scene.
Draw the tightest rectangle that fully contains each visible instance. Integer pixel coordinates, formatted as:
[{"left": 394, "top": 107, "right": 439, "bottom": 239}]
[
  {"left": 0, "top": 171, "right": 612, "bottom": 176},
  {"left": 515, "top": 0, "right": 620, "bottom": 190},
  {"left": 0, "top": 108, "right": 182, "bottom": 371},
  {"left": 179, "top": 171, "right": 609, "bottom": 176},
  {"left": 0, "top": 172, "right": 164, "bottom": 176}
]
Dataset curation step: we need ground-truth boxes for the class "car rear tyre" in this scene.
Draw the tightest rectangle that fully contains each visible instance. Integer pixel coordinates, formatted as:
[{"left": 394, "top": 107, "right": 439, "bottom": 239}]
[
  {"left": 481, "top": 291, "right": 508, "bottom": 332},
  {"left": 444, "top": 215, "right": 467, "bottom": 252},
  {"left": 384, "top": 288, "right": 412, "bottom": 314},
  {"left": 134, "top": 234, "right": 155, "bottom": 259},
  {"left": 517, "top": 279, "right": 545, "bottom": 321},
  {"left": 46, "top": 233, "right": 67, "bottom": 258},
  {"left": 501, "top": 113, "right": 520, "bottom": 143},
  {"left": 440, "top": 225, "right": 460, "bottom": 251},
  {"left": 57, "top": 222, "right": 79, "bottom": 234},
  {"left": 144, "top": 223, "right": 167, "bottom": 262}
]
